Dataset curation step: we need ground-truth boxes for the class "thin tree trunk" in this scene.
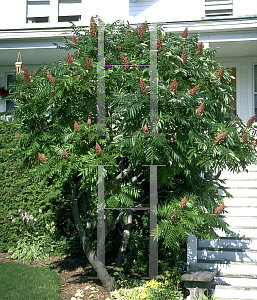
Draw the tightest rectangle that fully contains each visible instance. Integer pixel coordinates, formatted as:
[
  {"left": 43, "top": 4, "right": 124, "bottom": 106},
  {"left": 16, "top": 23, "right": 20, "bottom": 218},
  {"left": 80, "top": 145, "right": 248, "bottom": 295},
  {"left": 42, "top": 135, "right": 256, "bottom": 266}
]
[
  {"left": 70, "top": 183, "right": 117, "bottom": 292},
  {"left": 115, "top": 211, "right": 133, "bottom": 268},
  {"left": 82, "top": 189, "right": 91, "bottom": 239}
]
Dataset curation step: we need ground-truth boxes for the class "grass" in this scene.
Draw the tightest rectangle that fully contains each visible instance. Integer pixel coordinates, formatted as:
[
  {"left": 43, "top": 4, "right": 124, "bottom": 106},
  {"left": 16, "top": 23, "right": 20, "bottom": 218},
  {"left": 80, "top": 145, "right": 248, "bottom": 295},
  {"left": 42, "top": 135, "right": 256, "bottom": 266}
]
[{"left": 0, "top": 262, "right": 61, "bottom": 300}]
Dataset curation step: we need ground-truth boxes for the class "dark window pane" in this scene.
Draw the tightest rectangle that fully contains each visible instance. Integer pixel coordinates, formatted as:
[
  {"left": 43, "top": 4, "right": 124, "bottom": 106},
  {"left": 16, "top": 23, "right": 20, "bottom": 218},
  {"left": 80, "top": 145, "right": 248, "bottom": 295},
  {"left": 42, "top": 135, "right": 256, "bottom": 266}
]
[{"left": 6, "top": 100, "right": 15, "bottom": 111}]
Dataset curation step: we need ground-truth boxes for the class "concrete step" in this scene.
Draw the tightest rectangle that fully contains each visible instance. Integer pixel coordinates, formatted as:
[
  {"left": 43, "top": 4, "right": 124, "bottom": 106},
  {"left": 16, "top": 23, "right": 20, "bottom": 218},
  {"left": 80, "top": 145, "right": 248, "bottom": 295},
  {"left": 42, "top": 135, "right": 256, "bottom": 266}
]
[
  {"left": 221, "top": 165, "right": 257, "bottom": 172},
  {"left": 221, "top": 216, "right": 257, "bottom": 227},
  {"left": 210, "top": 284, "right": 257, "bottom": 299},
  {"left": 196, "top": 260, "right": 257, "bottom": 275},
  {"left": 225, "top": 188, "right": 257, "bottom": 197},
  {"left": 220, "top": 171, "right": 257, "bottom": 180},
  {"left": 198, "top": 238, "right": 257, "bottom": 250},
  {"left": 225, "top": 180, "right": 257, "bottom": 188},
  {"left": 215, "top": 227, "right": 257, "bottom": 238},
  {"left": 198, "top": 248, "right": 257, "bottom": 262},
  {"left": 223, "top": 198, "right": 257, "bottom": 206},
  {"left": 221, "top": 206, "right": 257, "bottom": 216},
  {"left": 200, "top": 165, "right": 257, "bottom": 300},
  {"left": 215, "top": 298, "right": 255, "bottom": 300},
  {"left": 213, "top": 275, "right": 257, "bottom": 287}
]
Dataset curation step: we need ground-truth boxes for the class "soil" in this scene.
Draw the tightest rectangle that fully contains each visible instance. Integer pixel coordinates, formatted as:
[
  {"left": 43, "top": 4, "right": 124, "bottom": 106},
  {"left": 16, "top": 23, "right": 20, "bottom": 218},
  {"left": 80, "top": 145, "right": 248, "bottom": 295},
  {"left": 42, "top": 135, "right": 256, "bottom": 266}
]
[
  {"left": 0, "top": 252, "right": 123, "bottom": 300},
  {"left": 0, "top": 252, "right": 189, "bottom": 299}
]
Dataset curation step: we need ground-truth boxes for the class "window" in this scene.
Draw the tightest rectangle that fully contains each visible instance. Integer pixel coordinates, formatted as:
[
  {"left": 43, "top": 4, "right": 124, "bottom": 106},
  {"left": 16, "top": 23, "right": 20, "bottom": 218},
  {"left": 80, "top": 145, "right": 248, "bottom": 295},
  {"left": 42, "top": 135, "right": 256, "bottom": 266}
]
[
  {"left": 58, "top": 15, "right": 81, "bottom": 22},
  {"left": 59, "top": 0, "right": 81, "bottom": 3},
  {"left": 27, "top": 0, "right": 50, "bottom": 23},
  {"left": 58, "top": 0, "right": 82, "bottom": 22},
  {"left": 6, "top": 75, "right": 16, "bottom": 112},
  {"left": 205, "top": 0, "right": 233, "bottom": 17},
  {"left": 27, "top": 17, "right": 49, "bottom": 23},
  {"left": 254, "top": 65, "right": 257, "bottom": 120},
  {"left": 229, "top": 67, "right": 236, "bottom": 116}
]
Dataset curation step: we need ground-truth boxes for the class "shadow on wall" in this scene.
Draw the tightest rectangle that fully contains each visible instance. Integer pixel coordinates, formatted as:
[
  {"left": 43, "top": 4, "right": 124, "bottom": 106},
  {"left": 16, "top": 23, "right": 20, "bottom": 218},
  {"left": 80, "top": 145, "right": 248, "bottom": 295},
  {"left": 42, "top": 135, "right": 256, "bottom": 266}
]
[{"left": 129, "top": 0, "right": 161, "bottom": 18}]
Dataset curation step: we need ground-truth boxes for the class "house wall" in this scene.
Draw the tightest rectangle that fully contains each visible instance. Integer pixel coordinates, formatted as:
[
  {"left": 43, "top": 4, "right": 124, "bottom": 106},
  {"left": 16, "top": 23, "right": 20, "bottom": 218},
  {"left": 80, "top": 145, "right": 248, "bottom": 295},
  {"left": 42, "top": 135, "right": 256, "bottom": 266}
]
[
  {"left": 0, "top": 0, "right": 129, "bottom": 29},
  {"left": 129, "top": 0, "right": 205, "bottom": 23},
  {"left": 217, "top": 56, "right": 257, "bottom": 123},
  {"left": 233, "top": 0, "right": 257, "bottom": 16},
  {"left": 1, "top": 0, "right": 257, "bottom": 30}
]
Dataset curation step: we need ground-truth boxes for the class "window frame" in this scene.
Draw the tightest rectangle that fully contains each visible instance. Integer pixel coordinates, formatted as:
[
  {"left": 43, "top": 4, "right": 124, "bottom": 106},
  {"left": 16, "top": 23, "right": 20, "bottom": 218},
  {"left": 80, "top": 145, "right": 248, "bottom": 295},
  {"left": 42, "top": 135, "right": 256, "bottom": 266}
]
[{"left": 253, "top": 63, "right": 257, "bottom": 122}]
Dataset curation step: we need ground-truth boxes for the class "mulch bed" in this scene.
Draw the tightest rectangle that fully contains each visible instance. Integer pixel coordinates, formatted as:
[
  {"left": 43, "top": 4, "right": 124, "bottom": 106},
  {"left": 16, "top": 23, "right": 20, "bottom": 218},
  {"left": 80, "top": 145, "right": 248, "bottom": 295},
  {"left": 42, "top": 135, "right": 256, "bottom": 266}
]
[{"left": 0, "top": 252, "right": 116, "bottom": 300}]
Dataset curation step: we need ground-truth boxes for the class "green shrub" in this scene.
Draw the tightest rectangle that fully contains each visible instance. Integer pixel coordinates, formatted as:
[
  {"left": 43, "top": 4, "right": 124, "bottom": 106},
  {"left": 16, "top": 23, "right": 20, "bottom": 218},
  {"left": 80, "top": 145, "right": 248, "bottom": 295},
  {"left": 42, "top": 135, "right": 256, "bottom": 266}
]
[
  {"left": 0, "top": 120, "right": 82, "bottom": 257},
  {"left": 8, "top": 231, "right": 71, "bottom": 262}
]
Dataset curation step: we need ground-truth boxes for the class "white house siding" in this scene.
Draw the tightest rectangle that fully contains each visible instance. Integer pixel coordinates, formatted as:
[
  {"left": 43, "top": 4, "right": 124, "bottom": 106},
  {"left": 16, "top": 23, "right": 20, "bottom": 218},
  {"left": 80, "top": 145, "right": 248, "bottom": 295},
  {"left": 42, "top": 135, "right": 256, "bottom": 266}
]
[
  {"left": 0, "top": 0, "right": 129, "bottom": 29},
  {"left": 1, "top": 0, "right": 27, "bottom": 29},
  {"left": 129, "top": 0, "right": 205, "bottom": 24},
  {"left": 217, "top": 56, "right": 257, "bottom": 123},
  {"left": 233, "top": 0, "right": 257, "bottom": 17}
]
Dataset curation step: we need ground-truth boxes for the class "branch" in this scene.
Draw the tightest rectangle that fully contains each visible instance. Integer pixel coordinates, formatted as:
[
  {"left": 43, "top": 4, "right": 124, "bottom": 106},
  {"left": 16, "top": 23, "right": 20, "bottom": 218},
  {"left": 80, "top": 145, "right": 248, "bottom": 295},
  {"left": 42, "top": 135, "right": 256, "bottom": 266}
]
[
  {"left": 105, "top": 210, "right": 124, "bottom": 239},
  {"left": 75, "top": 175, "right": 85, "bottom": 188},
  {"left": 82, "top": 189, "right": 91, "bottom": 240}
]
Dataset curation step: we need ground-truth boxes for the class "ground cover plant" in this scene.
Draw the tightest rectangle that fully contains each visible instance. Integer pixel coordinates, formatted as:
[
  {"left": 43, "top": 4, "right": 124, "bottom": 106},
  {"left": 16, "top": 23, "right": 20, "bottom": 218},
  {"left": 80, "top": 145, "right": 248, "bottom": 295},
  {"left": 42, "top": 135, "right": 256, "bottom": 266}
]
[
  {"left": 7, "top": 16, "right": 257, "bottom": 294},
  {"left": 0, "top": 261, "right": 61, "bottom": 300}
]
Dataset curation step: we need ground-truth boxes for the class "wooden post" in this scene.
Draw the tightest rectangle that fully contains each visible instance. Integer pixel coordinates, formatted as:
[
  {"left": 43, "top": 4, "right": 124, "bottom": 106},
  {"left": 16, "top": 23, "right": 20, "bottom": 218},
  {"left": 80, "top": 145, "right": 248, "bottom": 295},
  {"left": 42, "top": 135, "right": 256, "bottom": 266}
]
[{"left": 187, "top": 234, "right": 197, "bottom": 270}]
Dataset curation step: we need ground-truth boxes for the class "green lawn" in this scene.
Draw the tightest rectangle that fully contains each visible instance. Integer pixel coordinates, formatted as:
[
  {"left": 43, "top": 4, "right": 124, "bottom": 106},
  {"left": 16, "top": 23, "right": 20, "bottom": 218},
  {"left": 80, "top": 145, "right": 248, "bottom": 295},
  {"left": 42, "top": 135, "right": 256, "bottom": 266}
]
[{"left": 0, "top": 262, "right": 61, "bottom": 300}]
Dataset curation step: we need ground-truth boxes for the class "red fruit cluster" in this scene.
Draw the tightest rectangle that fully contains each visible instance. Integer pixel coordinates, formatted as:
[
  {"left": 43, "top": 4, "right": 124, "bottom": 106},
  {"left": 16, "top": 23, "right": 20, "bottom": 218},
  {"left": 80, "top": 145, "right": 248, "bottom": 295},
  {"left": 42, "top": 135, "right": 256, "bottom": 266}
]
[
  {"left": 196, "top": 102, "right": 205, "bottom": 116},
  {"left": 252, "top": 140, "right": 257, "bottom": 147},
  {"left": 15, "top": 131, "right": 20, "bottom": 137},
  {"left": 181, "top": 196, "right": 187, "bottom": 209},
  {"left": 86, "top": 57, "right": 93, "bottom": 70},
  {"left": 182, "top": 27, "right": 188, "bottom": 39},
  {"left": 242, "top": 132, "right": 248, "bottom": 142},
  {"left": 119, "top": 54, "right": 130, "bottom": 71},
  {"left": 138, "top": 25, "right": 144, "bottom": 39},
  {"left": 67, "top": 53, "right": 74, "bottom": 65},
  {"left": 157, "top": 35, "right": 162, "bottom": 51},
  {"left": 74, "top": 121, "right": 80, "bottom": 132},
  {"left": 24, "top": 67, "right": 31, "bottom": 83},
  {"left": 142, "top": 124, "right": 149, "bottom": 134},
  {"left": 72, "top": 35, "right": 78, "bottom": 44},
  {"left": 171, "top": 209, "right": 178, "bottom": 222},
  {"left": 87, "top": 117, "right": 91, "bottom": 126},
  {"left": 140, "top": 77, "right": 146, "bottom": 93},
  {"left": 63, "top": 149, "right": 69, "bottom": 158},
  {"left": 90, "top": 16, "right": 96, "bottom": 37},
  {"left": 246, "top": 114, "right": 256, "bottom": 126},
  {"left": 47, "top": 71, "right": 55, "bottom": 83},
  {"left": 170, "top": 133, "right": 177, "bottom": 142},
  {"left": 215, "top": 130, "right": 228, "bottom": 143},
  {"left": 38, "top": 152, "right": 47, "bottom": 163},
  {"left": 216, "top": 67, "right": 224, "bottom": 79},
  {"left": 181, "top": 49, "right": 187, "bottom": 63},
  {"left": 96, "top": 141, "right": 101, "bottom": 155},
  {"left": 196, "top": 42, "right": 204, "bottom": 55},
  {"left": 215, "top": 202, "right": 225, "bottom": 214},
  {"left": 189, "top": 83, "right": 200, "bottom": 95},
  {"left": 170, "top": 78, "right": 177, "bottom": 92},
  {"left": 142, "top": 21, "right": 147, "bottom": 33}
]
